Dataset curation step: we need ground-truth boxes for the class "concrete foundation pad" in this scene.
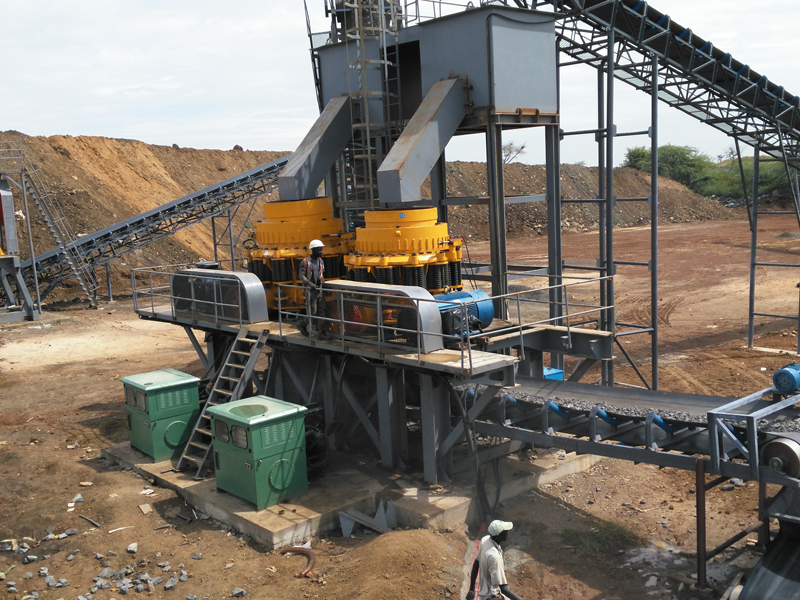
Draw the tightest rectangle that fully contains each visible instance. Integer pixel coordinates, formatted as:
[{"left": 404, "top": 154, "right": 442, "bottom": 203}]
[{"left": 102, "top": 442, "right": 600, "bottom": 549}]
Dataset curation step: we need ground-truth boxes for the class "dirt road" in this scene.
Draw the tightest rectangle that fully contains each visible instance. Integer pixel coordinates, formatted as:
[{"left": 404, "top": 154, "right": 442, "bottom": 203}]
[{"left": 1, "top": 215, "right": 798, "bottom": 599}]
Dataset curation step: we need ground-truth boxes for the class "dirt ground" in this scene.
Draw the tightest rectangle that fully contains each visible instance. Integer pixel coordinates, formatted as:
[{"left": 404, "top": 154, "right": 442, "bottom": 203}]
[{"left": 3, "top": 213, "right": 799, "bottom": 600}]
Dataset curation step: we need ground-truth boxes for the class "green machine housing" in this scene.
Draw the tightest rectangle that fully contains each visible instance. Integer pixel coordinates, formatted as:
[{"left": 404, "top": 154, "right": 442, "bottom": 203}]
[
  {"left": 121, "top": 369, "right": 201, "bottom": 462},
  {"left": 207, "top": 396, "right": 308, "bottom": 510}
]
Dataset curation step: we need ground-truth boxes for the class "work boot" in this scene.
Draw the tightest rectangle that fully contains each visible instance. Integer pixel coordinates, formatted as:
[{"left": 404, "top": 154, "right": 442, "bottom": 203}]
[
  {"left": 317, "top": 329, "right": 329, "bottom": 340},
  {"left": 297, "top": 321, "right": 309, "bottom": 337}
]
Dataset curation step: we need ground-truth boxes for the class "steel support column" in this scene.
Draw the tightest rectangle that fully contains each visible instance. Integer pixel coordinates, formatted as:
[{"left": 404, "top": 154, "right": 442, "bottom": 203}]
[
  {"left": 696, "top": 458, "right": 707, "bottom": 588},
  {"left": 420, "top": 373, "right": 451, "bottom": 485},
  {"left": 486, "top": 122, "right": 508, "bottom": 319},
  {"left": 604, "top": 30, "right": 617, "bottom": 385},
  {"left": 20, "top": 179, "right": 41, "bottom": 313},
  {"left": 545, "top": 124, "right": 563, "bottom": 370},
  {"left": 650, "top": 56, "right": 659, "bottom": 390},
  {"left": 748, "top": 147, "right": 761, "bottom": 347},
  {"left": 597, "top": 64, "right": 608, "bottom": 385},
  {"left": 322, "top": 355, "right": 336, "bottom": 452},
  {"left": 376, "top": 366, "right": 408, "bottom": 469}
]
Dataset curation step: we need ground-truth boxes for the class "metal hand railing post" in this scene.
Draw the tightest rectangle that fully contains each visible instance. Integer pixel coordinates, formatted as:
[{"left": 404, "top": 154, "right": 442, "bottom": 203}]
[
  {"left": 416, "top": 299, "right": 422, "bottom": 365},
  {"left": 339, "top": 291, "right": 345, "bottom": 350},
  {"left": 149, "top": 271, "right": 155, "bottom": 314},
  {"left": 277, "top": 285, "right": 283, "bottom": 336},
  {"left": 515, "top": 293, "right": 525, "bottom": 361},
  {"left": 377, "top": 293, "right": 383, "bottom": 351}
]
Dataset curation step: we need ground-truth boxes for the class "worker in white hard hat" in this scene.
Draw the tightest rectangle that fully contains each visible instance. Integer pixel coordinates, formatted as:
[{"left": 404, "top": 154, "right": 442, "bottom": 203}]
[
  {"left": 297, "top": 239, "right": 328, "bottom": 339},
  {"left": 465, "top": 520, "right": 524, "bottom": 600}
]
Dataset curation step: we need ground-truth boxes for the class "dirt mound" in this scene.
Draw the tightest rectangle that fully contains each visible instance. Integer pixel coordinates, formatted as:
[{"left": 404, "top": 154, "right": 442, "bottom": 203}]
[
  {"left": 440, "top": 162, "right": 739, "bottom": 240},
  {"left": 2, "top": 131, "right": 285, "bottom": 300},
  {"left": 3, "top": 132, "right": 738, "bottom": 301},
  {"left": 319, "top": 528, "right": 467, "bottom": 599}
]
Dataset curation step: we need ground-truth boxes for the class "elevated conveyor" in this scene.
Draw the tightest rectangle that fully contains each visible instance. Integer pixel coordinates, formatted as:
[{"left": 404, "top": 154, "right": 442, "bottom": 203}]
[
  {"left": 506, "top": 0, "right": 800, "bottom": 168},
  {"left": 16, "top": 155, "right": 289, "bottom": 300}
]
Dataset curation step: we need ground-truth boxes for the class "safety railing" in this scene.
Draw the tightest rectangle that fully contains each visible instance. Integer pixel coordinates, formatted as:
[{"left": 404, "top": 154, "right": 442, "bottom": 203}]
[
  {"left": 131, "top": 265, "right": 250, "bottom": 329},
  {"left": 275, "top": 275, "right": 612, "bottom": 374}
]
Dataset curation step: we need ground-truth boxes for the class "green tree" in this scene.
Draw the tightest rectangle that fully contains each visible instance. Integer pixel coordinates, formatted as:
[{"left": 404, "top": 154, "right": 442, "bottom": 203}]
[{"left": 623, "top": 144, "right": 713, "bottom": 192}]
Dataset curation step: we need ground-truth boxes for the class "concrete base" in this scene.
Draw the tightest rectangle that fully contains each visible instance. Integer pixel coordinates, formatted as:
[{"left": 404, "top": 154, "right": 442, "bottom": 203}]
[{"left": 102, "top": 442, "right": 600, "bottom": 549}]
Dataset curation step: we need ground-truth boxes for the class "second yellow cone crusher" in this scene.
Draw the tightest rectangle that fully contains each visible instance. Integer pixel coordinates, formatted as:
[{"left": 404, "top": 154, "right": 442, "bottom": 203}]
[{"left": 344, "top": 207, "right": 463, "bottom": 294}]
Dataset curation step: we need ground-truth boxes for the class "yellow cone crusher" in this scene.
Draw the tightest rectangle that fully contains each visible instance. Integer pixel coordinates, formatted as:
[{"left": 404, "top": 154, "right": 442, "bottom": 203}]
[
  {"left": 344, "top": 207, "right": 463, "bottom": 294},
  {"left": 245, "top": 197, "right": 347, "bottom": 310}
]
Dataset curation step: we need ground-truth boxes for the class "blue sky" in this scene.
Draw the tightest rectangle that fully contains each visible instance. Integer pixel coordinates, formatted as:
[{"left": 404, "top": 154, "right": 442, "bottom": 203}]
[{"left": 2, "top": 1, "right": 798, "bottom": 166}]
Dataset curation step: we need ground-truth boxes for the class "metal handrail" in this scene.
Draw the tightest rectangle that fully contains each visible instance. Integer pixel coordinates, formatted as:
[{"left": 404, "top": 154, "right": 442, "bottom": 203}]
[
  {"left": 131, "top": 265, "right": 249, "bottom": 329},
  {"left": 274, "top": 275, "right": 612, "bottom": 374}
]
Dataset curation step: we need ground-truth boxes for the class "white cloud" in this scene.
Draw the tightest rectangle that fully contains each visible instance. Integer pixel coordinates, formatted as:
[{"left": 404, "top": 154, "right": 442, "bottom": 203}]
[{"left": 1, "top": 1, "right": 798, "bottom": 165}]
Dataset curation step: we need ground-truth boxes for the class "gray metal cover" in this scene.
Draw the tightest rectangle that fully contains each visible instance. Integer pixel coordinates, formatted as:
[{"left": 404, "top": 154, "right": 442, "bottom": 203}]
[
  {"left": 0, "top": 181, "right": 18, "bottom": 255},
  {"left": 324, "top": 279, "right": 443, "bottom": 354},
  {"left": 315, "top": 6, "right": 557, "bottom": 120},
  {"left": 170, "top": 269, "right": 268, "bottom": 325},
  {"left": 403, "top": 6, "right": 557, "bottom": 115}
]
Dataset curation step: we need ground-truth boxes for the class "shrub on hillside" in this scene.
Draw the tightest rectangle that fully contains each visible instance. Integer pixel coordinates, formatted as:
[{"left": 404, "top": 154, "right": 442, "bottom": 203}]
[{"left": 623, "top": 144, "right": 712, "bottom": 192}]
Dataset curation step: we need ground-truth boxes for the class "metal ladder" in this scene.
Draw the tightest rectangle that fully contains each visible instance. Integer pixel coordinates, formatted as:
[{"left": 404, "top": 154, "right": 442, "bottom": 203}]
[
  {"left": 17, "top": 140, "right": 98, "bottom": 301},
  {"left": 177, "top": 327, "right": 269, "bottom": 479}
]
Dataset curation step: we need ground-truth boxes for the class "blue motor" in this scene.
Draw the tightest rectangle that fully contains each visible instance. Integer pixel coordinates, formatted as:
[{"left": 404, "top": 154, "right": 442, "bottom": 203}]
[
  {"left": 434, "top": 290, "right": 494, "bottom": 336},
  {"left": 774, "top": 363, "right": 800, "bottom": 393}
]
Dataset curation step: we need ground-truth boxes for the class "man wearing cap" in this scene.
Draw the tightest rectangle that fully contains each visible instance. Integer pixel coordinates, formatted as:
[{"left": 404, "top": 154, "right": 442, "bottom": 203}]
[
  {"left": 298, "top": 239, "right": 328, "bottom": 339},
  {"left": 465, "top": 520, "right": 524, "bottom": 600}
]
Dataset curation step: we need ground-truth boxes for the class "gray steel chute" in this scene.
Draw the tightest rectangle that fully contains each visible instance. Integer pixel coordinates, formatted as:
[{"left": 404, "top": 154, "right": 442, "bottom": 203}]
[
  {"left": 376, "top": 78, "right": 468, "bottom": 205},
  {"left": 277, "top": 95, "right": 354, "bottom": 201}
]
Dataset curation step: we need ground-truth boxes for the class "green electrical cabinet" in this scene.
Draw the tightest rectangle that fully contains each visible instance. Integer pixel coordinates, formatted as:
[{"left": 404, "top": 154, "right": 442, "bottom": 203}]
[
  {"left": 121, "top": 369, "right": 201, "bottom": 462},
  {"left": 207, "top": 396, "right": 308, "bottom": 510}
]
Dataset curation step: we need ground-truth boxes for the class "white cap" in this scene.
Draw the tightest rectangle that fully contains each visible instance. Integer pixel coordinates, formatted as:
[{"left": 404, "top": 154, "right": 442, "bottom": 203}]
[
  {"left": 488, "top": 520, "right": 513, "bottom": 537},
  {"left": 309, "top": 239, "right": 324, "bottom": 249}
]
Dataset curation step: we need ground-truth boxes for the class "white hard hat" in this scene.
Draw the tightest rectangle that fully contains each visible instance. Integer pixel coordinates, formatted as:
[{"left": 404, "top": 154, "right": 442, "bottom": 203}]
[{"left": 309, "top": 239, "right": 324, "bottom": 249}]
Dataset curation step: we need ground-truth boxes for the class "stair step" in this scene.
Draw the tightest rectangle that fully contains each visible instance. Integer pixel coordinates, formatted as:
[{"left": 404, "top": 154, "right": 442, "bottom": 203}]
[
  {"left": 180, "top": 455, "right": 203, "bottom": 466},
  {"left": 188, "top": 441, "right": 210, "bottom": 451},
  {"left": 195, "top": 428, "right": 213, "bottom": 437},
  {"left": 224, "top": 363, "right": 245, "bottom": 369}
]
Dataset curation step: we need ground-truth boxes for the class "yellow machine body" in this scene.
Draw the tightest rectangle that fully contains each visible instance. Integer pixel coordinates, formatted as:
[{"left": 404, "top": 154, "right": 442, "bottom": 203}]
[
  {"left": 246, "top": 197, "right": 347, "bottom": 310},
  {"left": 344, "top": 208, "right": 463, "bottom": 294}
]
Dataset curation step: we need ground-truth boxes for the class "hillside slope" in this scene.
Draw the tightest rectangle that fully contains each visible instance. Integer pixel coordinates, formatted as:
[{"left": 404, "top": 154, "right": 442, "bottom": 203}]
[{"left": 1, "top": 132, "right": 737, "bottom": 300}]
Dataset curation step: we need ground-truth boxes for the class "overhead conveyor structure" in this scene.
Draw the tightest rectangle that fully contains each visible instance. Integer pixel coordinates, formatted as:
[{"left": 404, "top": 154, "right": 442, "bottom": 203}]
[{"left": 539, "top": 0, "right": 800, "bottom": 166}]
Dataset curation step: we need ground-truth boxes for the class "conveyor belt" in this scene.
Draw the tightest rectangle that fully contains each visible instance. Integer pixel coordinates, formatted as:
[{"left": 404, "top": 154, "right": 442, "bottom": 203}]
[
  {"left": 474, "top": 379, "right": 800, "bottom": 487},
  {"left": 20, "top": 155, "right": 289, "bottom": 300},
  {"left": 739, "top": 531, "right": 800, "bottom": 600}
]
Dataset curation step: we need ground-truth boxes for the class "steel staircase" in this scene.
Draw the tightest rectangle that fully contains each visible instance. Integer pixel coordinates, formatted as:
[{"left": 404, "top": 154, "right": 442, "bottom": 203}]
[
  {"left": 0, "top": 138, "right": 98, "bottom": 301},
  {"left": 177, "top": 328, "right": 269, "bottom": 479}
]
